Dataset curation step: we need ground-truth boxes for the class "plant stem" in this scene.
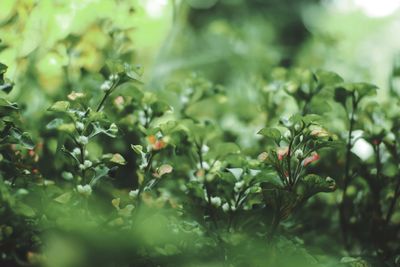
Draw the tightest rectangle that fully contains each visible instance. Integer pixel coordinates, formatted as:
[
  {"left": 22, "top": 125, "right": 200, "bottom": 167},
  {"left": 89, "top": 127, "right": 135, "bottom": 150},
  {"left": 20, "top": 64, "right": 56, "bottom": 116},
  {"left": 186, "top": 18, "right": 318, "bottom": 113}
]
[
  {"left": 96, "top": 80, "right": 118, "bottom": 112},
  {"left": 386, "top": 176, "right": 400, "bottom": 224},
  {"left": 339, "top": 95, "right": 356, "bottom": 250},
  {"left": 287, "top": 137, "right": 293, "bottom": 188}
]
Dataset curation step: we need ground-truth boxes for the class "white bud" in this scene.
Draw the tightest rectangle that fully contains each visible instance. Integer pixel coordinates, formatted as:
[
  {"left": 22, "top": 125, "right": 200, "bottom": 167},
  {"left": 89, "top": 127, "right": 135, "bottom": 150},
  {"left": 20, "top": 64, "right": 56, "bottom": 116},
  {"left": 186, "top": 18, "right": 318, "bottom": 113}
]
[
  {"left": 180, "top": 95, "right": 189, "bottom": 105},
  {"left": 234, "top": 181, "right": 245, "bottom": 192},
  {"left": 17, "top": 188, "right": 29, "bottom": 195},
  {"left": 138, "top": 110, "right": 146, "bottom": 125},
  {"left": 100, "top": 80, "right": 113, "bottom": 91},
  {"left": 77, "top": 184, "right": 92, "bottom": 197},
  {"left": 109, "top": 123, "right": 118, "bottom": 135},
  {"left": 197, "top": 162, "right": 210, "bottom": 170},
  {"left": 326, "top": 176, "right": 334, "bottom": 183},
  {"left": 294, "top": 149, "right": 303, "bottom": 159},
  {"left": 109, "top": 74, "right": 119, "bottom": 81},
  {"left": 84, "top": 160, "right": 92, "bottom": 168},
  {"left": 129, "top": 189, "right": 139, "bottom": 199},
  {"left": 387, "top": 132, "right": 395, "bottom": 141},
  {"left": 294, "top": 123, "right": 301, "bottom": 131},
  {"left": 62, "top": 171, "right": 74, "bottom": 180},
  {"left": 284, "top": 130, "right": 291, "bottom": 139},
  {"left": 201, "top": 144, "right": 210, "bottom": 154},
  {"left": 77, "top": 136, "right": 88, "bottom": 145},
  {"left": 72, "top": 147, "right": 81, "bottom": 156},
  {"left": 210, "top": 196, "right": 222, "bottom": 207},
  {"left": 76, "top": 122, "right": 84, "bottom": 131},
  {"left": 222, "top": 202, "right": 230, "bottom": 212}
]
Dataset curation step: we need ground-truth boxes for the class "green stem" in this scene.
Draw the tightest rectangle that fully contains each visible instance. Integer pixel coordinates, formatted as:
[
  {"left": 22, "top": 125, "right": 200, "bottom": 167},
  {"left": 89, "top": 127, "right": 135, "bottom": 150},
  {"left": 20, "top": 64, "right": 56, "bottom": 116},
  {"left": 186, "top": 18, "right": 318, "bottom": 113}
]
[
  {"left": 96, "top": 79, "right": 119, "bottom": 112},
  {"left": 340, "top": 95, "right": 357, "bottom": 250},
  {"left": 386, "top": 176, "right": 400, "bottom": 224}
]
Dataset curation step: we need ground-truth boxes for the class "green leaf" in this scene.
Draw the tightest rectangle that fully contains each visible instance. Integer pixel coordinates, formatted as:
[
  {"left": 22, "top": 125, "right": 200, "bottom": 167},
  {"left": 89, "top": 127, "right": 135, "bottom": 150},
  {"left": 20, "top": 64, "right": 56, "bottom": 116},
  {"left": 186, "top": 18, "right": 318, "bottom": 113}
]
[
  {"left": 8, "top": 128, "right": 34, "bottom": 149},
  {"left": 110, "top": 153, "right": 127, "bottom": 165},
  {"left": 0, "top": 62, "right": 7, "bottom": 83},
  {"left": 207, "top": 142, "right": 240, "bottom": 159},
  {"left": 297, "top": 174, "right": 336, "bottom": 199},
  {"left": 14, "top": 203, "right": 35, "bottom": 217},
  {"left": 335, "top": 83, "right": 378, "bottom": 103},
  {"left": 48, "top": 101, "right": 70, "bottom": 112},
  {"left": 0, "top": 82, "right": 13, "bottom": 94},
  {"left": 353, "top": 82, "right": 378, "bottom": 99},
  {"left": 20, "top": 132, "right": 35, "bottom": 149},
  {"left": 262, "top": 189, "right": 299, "bottom": 220},
  {"left": 0, "top": 98, "right": 18, "bottom": 110},
  {"left": 256, "top": 171, "right": 284, "bottom": 189},
  {"left": 131, "top": 144, "right": 144, "bottom": 154},
  {"left": 314, "top": 70, "right": 344, "bottom": 87},
  {"left": 258, "top": 127, "right": 281, "bottom": 143},
  {"left": 54, "top": 192, "right": 72, "bottom": 204},
  {"left": 46, "top": 118, "right": 64, "bottom": 129}
]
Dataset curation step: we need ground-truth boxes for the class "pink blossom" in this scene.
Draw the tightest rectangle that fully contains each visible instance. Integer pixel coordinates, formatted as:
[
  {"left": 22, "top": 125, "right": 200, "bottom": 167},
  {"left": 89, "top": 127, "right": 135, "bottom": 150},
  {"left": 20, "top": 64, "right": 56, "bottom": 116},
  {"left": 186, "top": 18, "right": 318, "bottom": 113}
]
[
  {"left": 277, "top": 147, "right": 289, "bottom": 161},
  {"left": 302, "top": 152, "right": 320, "bottom": 166}
]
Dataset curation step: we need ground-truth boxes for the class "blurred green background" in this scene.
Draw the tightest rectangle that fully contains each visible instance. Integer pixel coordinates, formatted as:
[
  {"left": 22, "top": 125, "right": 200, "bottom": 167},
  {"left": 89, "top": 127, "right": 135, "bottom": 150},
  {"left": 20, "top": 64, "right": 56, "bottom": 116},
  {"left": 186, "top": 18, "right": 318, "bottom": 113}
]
[{"left": 1, "top": 0, "right": 400, "bottom": 101}]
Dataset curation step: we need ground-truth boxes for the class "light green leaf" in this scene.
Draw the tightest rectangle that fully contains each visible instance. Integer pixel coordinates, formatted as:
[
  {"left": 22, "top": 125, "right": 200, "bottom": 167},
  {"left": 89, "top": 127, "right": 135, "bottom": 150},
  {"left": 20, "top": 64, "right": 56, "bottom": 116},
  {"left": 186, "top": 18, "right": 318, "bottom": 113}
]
[
  {"left": 48, "top": 101, "right": 70, "bottom": 112},
  {"left": 110, "top": 153, "right": 127, "bottom": 165},
  {"left": 54, "top": 192, "right": 72, "bottom": 204}
]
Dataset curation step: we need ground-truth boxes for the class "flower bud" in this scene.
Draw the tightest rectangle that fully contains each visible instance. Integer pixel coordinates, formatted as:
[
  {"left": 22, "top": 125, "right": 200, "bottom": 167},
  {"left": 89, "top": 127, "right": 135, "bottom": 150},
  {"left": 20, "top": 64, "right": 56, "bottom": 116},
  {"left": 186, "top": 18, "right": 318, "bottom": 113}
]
[
  {"left": 100, "top": 80, "right": 112, "bottom": 91},
  {"left": 258, "top": 152, "right": 268, "bottom": 161},
  {"left": 77, "top": 136, "right": 88, "bottom": 145},
  {"left": 84, "top": 160, "right": 92, "bottom": 169},
  {"left": 129, "top": 189, "right": 139, "bottom": 199},
  {"left": 62, "top": 171, "right": 74, "bottom": 181},
  {"left": 72, "top": 147, "right": 81, "bottom": 156},
  {"left": 77, "top": 184, "right": 92, "bottom": 197},
  {"left": 76, "top": 122, "right": 84, "bottom": 131},
  {"left": 294, "top": 149, "right": 303, "bottom": 159},
  {"left": 109, "top": 123, "right": 118, "bottom": 135},
  {"left": 210, "top": 196, "right": 222, "bottom": 207},
  {"left": 109, "top": 74, "right": 119, "bottom": 81},
  {"left": 234, "top": 181, "right": 245, "bottom": 192},
  {"left": 222, "top": 202, "right": 230, "bottom": 212}
]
